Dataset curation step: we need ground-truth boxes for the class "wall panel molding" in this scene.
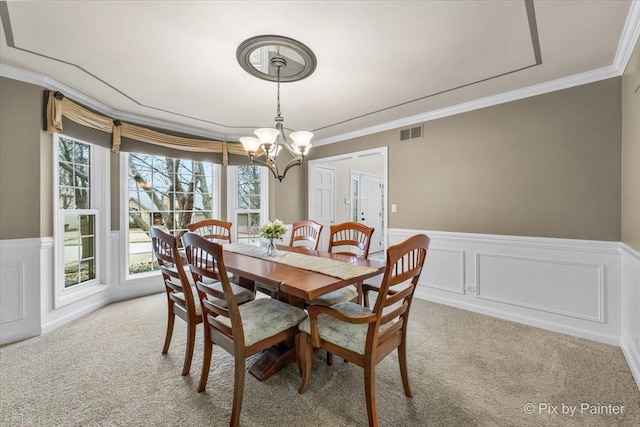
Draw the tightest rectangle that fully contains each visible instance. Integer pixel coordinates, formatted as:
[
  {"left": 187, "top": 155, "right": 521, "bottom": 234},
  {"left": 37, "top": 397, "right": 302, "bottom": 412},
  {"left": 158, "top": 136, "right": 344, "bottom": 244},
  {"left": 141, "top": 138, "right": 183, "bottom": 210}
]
[
  {"left": 388, "top": 228, "right": 621, "bottom": 346},
  {"left": 0, "top": 263, "right": 25, "bottom": 324},
  {"left": 475, "top": 252, "right": 604, "bottom": 323},
  {"left": 422, "top": 247, "right": 465, "bottom": 294},
  {"left": 621, "top": 243, "right": 640, "bottom": 391}
]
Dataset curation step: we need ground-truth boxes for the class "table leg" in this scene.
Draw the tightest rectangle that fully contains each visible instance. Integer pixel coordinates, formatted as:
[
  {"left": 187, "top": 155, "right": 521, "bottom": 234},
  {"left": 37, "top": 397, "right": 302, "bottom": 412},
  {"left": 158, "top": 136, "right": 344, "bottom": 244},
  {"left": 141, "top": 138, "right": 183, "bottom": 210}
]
[{"left": 237, "top": 276, "right": 256, "bottom": 293}]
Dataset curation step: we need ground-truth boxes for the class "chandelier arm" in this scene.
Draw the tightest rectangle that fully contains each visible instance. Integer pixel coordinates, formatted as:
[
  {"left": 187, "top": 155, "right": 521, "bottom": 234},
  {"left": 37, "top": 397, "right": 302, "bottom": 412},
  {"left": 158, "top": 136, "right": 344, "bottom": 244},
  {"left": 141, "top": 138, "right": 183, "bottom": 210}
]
[
  {"left": 248, "top": 157, "right": 283, "bottom": 181},
  {"left": 280, "top": 157, "right": 304, "bottom": 180},
  {"left": 281, "top": 138, "right": 300, "bottom": 157}
]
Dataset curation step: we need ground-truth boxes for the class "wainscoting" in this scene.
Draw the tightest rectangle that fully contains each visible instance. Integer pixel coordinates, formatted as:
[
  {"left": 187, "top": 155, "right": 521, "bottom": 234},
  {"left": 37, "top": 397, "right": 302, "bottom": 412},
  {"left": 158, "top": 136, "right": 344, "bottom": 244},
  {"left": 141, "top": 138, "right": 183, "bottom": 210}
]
[
  {"left": 1, "top": 232, "right": 162, "bottom": 345},
  {"left": 1, "top": 229, "right": 639, "bottom": 390},
  {"left": 388, "top": 229, "right": 622, "bottom": 345},
  {"left": 621, "top": 243, "right": 640, "bottom": 390}
]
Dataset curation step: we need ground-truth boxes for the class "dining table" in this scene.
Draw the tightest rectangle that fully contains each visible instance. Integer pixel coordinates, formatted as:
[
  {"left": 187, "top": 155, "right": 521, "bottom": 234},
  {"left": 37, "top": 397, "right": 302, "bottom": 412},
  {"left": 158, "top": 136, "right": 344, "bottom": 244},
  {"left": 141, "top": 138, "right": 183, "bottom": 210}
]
[{"left": 220, "top": 242, "right": 386, "bottom": 381}]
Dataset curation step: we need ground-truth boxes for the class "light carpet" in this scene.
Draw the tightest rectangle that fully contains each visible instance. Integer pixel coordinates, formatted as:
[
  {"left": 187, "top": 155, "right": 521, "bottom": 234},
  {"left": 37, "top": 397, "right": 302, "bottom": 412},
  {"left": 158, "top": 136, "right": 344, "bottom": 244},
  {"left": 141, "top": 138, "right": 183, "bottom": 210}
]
[{"left": 1, "top": 293, "right": 638, "bottom": 426}]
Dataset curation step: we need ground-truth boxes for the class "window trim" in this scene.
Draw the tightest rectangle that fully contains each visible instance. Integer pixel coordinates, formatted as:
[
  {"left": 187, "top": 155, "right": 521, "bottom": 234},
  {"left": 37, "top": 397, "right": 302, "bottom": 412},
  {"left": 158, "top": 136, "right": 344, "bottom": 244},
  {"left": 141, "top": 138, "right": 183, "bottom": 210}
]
[
  {"left": 226, "top": 165, "right": 269, "bottom": 242},
  {"left": 119, "top": 153, "right": 221, "bottom": 283},
  {"left": 53, "top": 134, "right": 110, "bottom": 308}
]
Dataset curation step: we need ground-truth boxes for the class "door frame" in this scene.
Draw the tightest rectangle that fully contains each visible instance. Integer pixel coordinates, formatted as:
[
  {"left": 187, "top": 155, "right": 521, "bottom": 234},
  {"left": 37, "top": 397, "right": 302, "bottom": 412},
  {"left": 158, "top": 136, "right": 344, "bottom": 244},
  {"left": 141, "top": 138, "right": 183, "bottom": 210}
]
[{"left": 307, "top": 146, "right": 388, "bottom": 253}]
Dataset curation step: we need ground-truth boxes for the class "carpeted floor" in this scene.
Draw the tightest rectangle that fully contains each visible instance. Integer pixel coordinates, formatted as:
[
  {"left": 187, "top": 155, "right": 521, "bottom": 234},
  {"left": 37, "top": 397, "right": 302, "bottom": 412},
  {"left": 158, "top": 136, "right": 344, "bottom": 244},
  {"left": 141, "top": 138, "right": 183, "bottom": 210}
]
[{"left": 1, "top": 292, "right": 638, "bottom": 426}]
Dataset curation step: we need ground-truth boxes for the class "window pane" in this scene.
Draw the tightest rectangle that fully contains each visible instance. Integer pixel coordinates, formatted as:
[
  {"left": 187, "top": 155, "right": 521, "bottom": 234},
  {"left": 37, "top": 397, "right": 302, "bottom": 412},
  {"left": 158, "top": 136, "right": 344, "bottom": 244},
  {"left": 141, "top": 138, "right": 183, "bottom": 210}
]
[
  {"left": 59, "top": 139, "right": 92, "bottom": 210},
  {"left": 236, "top": 212, "right": 261, "bottom": 243},
  {"left": 129, "top": 252, "right": 154, "bottom": 275},
  {"left": 75, "top": 143, "right": 90, "bottom": 165},
  {"left": 63, "top": 214, "right": 96, "bottom": 288},
  {"left": 74, "top": 188, "right": 90, "bottom": 209},
  {"left": 79, "top": 259, "right": 95, "bottom": 283},
  {"left": 59, "top": 186, "right": 75, "bottom": 209},
  {"left": 64, "top": 262, "right": 79, "bottom": 288},
  {"left": 127, "top": 153, "right": 215, "bottom": 275},
  {"left": 81, "top": 237, "right": 94, "bottom": 259},
  {"left": 79, "top": 215, "right": 94, "bottom": 236},
  {"left": 59, "top": 165, "right": 72, "bottom": 186},
  {"left": 250, "top": 195, "right": 261, "bottom": 209},
  {"left": 74, "top": 165, "right": 90, "bottom": 188}
]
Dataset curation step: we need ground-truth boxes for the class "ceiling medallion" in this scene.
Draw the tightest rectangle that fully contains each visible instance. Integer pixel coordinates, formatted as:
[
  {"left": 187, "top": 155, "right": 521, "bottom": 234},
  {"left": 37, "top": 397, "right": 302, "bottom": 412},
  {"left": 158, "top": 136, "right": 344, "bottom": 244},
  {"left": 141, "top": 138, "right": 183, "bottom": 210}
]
[{"left": 236, "top": 35, "right": 317, "bottom": 182}]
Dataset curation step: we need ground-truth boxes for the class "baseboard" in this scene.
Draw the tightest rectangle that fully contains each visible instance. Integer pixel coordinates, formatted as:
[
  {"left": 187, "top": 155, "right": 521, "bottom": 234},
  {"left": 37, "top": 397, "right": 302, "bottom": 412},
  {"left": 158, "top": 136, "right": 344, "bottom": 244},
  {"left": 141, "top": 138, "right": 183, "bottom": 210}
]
[
  {"left": 390, "top": 228, "right": 622, "bottom": 346},
  {"left": 621, "top": 331, "right": 640, "bottom": 392},
  {"left": 41, "top": 297, "right": 111, "bottom": 335},
  {"left": 414, "top": 287, "right": 619, "bottom": 346}
]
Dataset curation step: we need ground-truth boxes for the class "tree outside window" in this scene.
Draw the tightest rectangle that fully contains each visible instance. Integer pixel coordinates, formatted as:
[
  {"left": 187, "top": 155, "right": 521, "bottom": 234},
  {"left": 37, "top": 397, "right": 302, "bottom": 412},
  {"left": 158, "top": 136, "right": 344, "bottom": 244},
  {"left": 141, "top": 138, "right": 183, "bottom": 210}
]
[{"left": 127, "top": 153, "right": 214, "bottom": 275}]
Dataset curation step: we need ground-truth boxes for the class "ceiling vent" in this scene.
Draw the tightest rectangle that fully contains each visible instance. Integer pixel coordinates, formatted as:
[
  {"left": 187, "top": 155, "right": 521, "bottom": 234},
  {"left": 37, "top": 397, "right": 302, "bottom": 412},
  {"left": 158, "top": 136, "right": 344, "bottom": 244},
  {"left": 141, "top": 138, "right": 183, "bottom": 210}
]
[{"left": 400, "top": 125, "right": 423, "bottom": 141}]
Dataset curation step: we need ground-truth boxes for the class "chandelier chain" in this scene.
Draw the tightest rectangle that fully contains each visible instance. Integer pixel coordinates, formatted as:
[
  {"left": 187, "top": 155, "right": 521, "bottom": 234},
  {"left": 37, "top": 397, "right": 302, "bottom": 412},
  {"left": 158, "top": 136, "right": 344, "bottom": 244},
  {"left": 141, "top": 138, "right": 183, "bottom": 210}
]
[{"left": 276, "top": 66, "right": 281, "bottom": 118}]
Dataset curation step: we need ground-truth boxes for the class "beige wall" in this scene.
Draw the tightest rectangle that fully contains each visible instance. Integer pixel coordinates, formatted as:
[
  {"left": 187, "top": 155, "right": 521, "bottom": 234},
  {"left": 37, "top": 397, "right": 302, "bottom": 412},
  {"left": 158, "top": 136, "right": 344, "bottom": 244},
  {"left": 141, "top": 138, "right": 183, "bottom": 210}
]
[
  {"left": 622, "top": 39, "right": 640, "bottom": 251},
  {"left": 271, "top": 166, "right": 305, "bottom": 223},
  {"left": 309, "top": 77, "right": 622, "bottom": 241},
  {"left": 0, "top": 78, "right": 43, "bottom": 239},
  {"left": 0, "top": 75, "right": 625, "bottom": 242}
]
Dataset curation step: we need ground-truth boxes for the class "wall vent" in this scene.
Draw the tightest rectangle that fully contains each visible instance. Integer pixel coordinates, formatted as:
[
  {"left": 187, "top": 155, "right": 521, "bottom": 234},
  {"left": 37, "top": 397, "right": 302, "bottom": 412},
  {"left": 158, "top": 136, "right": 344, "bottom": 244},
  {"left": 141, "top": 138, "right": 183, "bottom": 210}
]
[{"left": 400, "top": 125, "right": 423, "bottom": 141}]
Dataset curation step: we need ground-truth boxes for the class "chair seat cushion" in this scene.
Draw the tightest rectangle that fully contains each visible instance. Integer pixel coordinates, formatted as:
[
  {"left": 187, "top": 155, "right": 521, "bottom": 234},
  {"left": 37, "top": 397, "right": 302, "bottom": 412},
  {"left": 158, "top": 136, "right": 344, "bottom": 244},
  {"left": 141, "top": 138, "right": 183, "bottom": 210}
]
[
  {"left": 217, "top": 298, "right": 307, "bottom": 347},
  {"left": 206, "top": 281, "right": 255, "bottom": 308},
  {"left": 174, "top": 282, "right": 255, "bottom": 315},
  {"left": 299, "top": 301, "right": 392, "bottom": 355},
  {"left": 306, "top": 285, "right": 358, "bottom": 306}
]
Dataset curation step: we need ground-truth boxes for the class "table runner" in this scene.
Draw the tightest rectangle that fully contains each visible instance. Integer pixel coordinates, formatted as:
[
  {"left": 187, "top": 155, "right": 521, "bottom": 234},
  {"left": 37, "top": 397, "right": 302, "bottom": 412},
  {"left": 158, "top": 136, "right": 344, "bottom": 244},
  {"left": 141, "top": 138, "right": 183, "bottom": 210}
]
[{"left": 223, "top": 243, "right": 379, "bottom": 280}]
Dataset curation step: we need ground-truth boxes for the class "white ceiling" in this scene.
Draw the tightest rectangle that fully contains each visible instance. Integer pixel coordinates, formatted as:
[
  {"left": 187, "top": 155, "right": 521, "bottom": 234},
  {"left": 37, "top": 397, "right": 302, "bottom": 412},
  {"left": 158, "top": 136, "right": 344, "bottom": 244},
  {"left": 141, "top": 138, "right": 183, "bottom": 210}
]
[{"left": 0, "top": 1, "right": 636, "bottom": 145}]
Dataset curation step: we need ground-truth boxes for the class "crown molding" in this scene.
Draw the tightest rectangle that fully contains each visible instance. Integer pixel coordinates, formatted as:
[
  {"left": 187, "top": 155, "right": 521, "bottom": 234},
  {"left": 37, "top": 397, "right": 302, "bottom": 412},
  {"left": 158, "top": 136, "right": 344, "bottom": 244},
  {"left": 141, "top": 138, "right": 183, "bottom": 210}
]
[
  {"left": 313, "top": 65, "right": 620, "bottom": 147},
  {"left": 0, "top": 63, "right": 234, "bottom": 142},
  {"left": 613, "top": 0, "right": 640, "bottom": 74}
]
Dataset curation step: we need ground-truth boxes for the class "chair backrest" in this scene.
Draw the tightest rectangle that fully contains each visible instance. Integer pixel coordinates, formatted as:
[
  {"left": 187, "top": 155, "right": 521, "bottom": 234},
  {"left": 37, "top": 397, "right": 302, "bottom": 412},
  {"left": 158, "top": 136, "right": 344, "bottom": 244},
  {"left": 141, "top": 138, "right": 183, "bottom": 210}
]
[
  {"left": 181, "top": 232, "right": 245, "bottom": 348},
  {"left": 368, "top": 234, "right": 430, "bottom": 352},
  {"left": 328, "top": 222, "right": 374, "bottom": 258},
  {"left": 289, "top": 220, "right": 323, "bottom": 250},
  {"left": 150, "top": 226, "right": 196, "bottom": 314},
  {"left": 187, "top": 219, "right": 233, "bottom": 244}
]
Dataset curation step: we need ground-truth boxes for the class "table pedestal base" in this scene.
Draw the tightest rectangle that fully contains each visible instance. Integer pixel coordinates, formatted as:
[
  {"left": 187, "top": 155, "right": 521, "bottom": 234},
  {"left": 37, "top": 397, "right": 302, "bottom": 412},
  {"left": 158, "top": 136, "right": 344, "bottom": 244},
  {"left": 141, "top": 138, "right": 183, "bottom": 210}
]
[{"left": 249, "top": 343, "right": 297, "bottom": 381}]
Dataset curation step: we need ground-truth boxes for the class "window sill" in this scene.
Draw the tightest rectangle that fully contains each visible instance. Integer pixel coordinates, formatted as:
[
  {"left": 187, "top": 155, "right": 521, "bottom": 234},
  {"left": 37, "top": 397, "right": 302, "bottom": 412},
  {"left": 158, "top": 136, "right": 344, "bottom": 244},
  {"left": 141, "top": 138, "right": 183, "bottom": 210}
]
[{"left": 56, "top": 280, "right": 108, "bottom": 309}]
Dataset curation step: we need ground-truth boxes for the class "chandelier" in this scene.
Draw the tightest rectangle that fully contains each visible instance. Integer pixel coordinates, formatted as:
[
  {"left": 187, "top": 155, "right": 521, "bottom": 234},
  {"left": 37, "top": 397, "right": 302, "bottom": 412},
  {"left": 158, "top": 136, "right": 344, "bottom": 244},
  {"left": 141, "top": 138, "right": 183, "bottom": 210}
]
[{"left": 236, "top": 36, "right": 317, "bottom": 182}]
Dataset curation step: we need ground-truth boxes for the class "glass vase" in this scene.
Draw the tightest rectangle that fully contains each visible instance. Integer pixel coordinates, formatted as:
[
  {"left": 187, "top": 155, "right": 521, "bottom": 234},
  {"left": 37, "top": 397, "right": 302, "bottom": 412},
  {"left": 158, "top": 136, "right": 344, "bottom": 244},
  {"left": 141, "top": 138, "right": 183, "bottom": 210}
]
[{"left": 266, "top": 238, "right": 277, "bottom": 256}]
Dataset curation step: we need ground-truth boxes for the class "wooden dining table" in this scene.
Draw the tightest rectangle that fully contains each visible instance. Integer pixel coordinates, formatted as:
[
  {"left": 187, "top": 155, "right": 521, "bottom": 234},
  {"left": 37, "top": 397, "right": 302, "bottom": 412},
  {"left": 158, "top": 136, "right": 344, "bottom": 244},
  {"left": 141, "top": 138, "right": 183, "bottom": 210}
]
[{"left": 221, "top": 243, "right": 386, "bottom": 381}]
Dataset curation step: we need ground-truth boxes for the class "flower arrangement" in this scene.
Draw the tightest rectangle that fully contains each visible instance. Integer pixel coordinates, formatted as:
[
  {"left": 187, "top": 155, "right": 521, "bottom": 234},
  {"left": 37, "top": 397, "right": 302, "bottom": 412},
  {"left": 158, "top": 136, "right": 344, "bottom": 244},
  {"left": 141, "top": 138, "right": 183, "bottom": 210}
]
[{"left": 260, "top": 219, "right": 286, "bottom": 240}]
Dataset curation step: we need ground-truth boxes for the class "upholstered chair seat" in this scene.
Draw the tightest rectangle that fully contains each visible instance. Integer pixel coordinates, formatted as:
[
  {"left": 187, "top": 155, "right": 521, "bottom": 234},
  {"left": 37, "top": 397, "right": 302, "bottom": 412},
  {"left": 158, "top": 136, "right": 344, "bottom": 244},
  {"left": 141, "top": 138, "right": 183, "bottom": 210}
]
[
  {"left": 299, "top": 301, "right": 393, "bottom": 355},
  {"left": 174, "top": 281, "right": 255, "bottom": 314},
  {"left": 306, "top": 285, "right": 359, "bottom": 307},
  {"left": 217, "top": 298, "right": 307, "bottom": 346}
]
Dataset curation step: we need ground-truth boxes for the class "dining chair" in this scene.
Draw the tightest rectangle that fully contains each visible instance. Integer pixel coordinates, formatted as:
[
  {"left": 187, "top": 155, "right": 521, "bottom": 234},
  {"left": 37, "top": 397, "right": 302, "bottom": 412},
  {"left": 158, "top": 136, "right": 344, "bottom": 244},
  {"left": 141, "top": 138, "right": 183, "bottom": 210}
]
[
  {"left": 187, "top": 219, "right": 233, "bottom": 243},
  {"left": 150, "top": 226, "right": 203, "bottom": 376},
  {"left": 188, "top": 218, "right": 237, "bottom": 283},
  {"left": 181, "top": 232, "right": 308, "bottom": 427},
  {"left": 289, "top": 219, "right": 323, "bottom": 250},
  {"left": 306, "top": 221, "right": 374, "bottom": 306},
  {"left": 296, "top": 234, "right": 430, "bottom": 427},
  {"left": 151, "top": 227, "right": 255, "bottom": 377}
]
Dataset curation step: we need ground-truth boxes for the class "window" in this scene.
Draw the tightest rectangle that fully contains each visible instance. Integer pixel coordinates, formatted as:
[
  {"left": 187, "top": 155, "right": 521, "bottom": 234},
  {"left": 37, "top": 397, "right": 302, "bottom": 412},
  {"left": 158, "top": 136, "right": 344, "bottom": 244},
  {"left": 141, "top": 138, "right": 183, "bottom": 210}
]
[
  {"left": 228, "top": 165, "right": 269, "bottom": 243},
  {"left": 124, "top": 153, "right": 219, "bottom": 276},
  {"left": 54, "top": 135, "right": 109, "bottom": 306}
]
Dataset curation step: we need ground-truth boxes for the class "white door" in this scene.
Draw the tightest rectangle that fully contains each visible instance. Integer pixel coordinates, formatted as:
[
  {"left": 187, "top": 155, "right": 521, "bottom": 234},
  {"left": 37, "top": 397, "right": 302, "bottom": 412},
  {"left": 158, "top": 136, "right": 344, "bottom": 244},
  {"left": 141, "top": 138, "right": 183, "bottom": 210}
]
[
  {"left": 357, "top": 173, "right": 384, "bottom": 254},
  {"left": 309, "top": 165, "right": 335, "bottom": 251}
]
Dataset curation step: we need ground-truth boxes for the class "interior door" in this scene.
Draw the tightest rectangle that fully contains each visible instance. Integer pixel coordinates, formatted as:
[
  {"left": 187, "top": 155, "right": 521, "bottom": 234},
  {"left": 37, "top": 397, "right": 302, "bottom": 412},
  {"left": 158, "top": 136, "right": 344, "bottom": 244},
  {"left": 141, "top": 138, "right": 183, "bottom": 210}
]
[
  {"left": 359, "top": 174, "right": 384, "bottom": 254},
  {"left": 309, "top": 165, "right": 335, "bottom": 251}
]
